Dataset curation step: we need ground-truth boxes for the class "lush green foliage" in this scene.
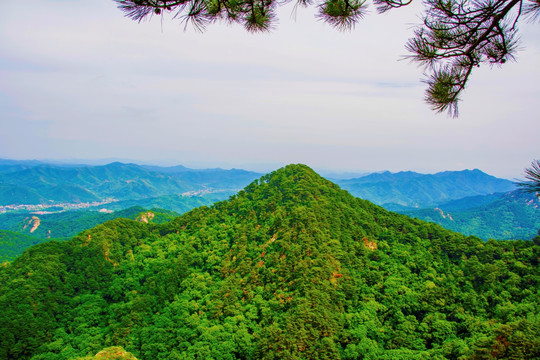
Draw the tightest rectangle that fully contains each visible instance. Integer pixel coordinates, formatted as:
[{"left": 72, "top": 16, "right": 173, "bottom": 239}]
[
  {"left": 0, "top": 207, "right": 178, "bottom": 262},
  {"left": 76, "top": 346, "right": 138, "bottom": 359},
  {"left": 0, "top": 165, "right": 538, "bottom": 359},
  {"left": 0, "top": 230, "right": 49, "bottom": 263},
  {"left": 0, "top": 207, "right": 177, "bottom": 238}
]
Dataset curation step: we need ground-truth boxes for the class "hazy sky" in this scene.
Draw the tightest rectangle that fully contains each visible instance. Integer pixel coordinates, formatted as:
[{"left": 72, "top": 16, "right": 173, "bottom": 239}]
[{"left": 0, "top": 0, "right": 538, "bottom": 178}]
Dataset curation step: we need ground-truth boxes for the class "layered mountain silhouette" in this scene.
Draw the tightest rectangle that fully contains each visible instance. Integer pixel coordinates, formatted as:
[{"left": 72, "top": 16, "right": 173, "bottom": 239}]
[
  {"left": 0, "top": 162, "right": 260, "bottom": 205},
  {"left": 335, "top": 169, "right": 516, "bottom": 208},
  {"left": 0, "top": 165, "right": 538, "bottom": 359}
]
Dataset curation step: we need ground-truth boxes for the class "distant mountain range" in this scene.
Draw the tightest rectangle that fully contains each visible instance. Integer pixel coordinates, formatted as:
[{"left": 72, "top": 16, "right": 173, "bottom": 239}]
[
  {"left": 1, "top": 162, "right": 516, "bottom": 208},
  {"left": 0, "top": 161, "right": 261, "bottom": 205},
  {"left": 1, "top": 160, "right": 537, "bottom": 241},
  {"left": 334, "top": 169, "right": 516, "bottom": 208},
  {"left": 332, "top": 170, "right": 540, "bottom": 240}
]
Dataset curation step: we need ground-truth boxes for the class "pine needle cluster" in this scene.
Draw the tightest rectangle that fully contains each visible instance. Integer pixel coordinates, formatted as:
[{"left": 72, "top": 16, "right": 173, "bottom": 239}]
[{"left": 114, "top": 0, "right": 538, "bottom": 116}]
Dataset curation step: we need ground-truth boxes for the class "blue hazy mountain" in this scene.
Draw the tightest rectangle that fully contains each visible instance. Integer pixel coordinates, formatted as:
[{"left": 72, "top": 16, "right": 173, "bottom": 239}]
[
  {"left": 335, "top": 169, "right": 516, "bottom": 208},
  {"left": 399, "top": 190, "right": 540, "bottom": 240},
  {"left": 0, "top": 162, "right": 261, "bottom": 205}
]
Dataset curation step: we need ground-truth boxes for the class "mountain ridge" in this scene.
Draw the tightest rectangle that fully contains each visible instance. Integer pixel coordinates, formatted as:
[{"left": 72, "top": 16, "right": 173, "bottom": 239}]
[
  {"left": 1, "top": 164, "right": 537, "bottom": 359},
  {"left": 0, "top": 162, "right": 261, "bottom": 206},
  {"left": 2, "top": 161, "right": 535, "bottom": 242},
  {"left": 336, "top": 168, "right": 516, "bottom": 207}
]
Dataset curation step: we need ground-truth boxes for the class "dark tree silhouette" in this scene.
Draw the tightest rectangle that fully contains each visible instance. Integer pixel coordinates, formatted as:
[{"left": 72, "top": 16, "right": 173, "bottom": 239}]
[
  {"left": 518, "top": 159, "right": 540, "bottom": 195},
  {"left": 114, "top": 0, "right": 539, "bottom": 116}
]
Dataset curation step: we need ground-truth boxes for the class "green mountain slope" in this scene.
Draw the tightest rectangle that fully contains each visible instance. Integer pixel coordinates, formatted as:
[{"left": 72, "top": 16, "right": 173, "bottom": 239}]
[
  {"left": 0, "top": 165, "right": 538, "bottom": 359},
  {"left": 0, "top": 183, "right": 47, "bottom": 204},
  {"left": 336, "top": 169, "right": 516, "bottom": 208},
  {"left": 0, "top": 207, "right": 179, "bottom": 261},
  {"left": 401, "top": 190, "right": 540, "bottom": 240},
  {"left": 0, "top": 230, "right": 46, "bottom": 262},
  {"left": 0, "top": 206, "right": 155, "bottom": 238}
]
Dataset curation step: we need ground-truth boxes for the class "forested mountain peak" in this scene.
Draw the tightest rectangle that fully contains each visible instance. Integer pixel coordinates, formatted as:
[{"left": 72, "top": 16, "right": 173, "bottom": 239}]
[
  {"left": 0, "top": 164, "right": 538, "bottom": 359},
  {"left": 236, "top": 163, "right": 340, "bottom": 200}
]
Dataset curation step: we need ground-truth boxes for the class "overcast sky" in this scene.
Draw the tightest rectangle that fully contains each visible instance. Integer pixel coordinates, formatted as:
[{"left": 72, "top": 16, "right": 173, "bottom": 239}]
[{"left": 0, "top": 0, "right": 538, "bottom": 178}]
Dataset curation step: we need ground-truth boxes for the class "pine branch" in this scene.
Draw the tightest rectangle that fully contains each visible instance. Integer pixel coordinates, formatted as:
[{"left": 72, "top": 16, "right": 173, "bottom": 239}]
[
  {"left": 113, "top": 0, "right": 538, "bottom": 116},
  {"left": 517, "top": 160, "right": 540, "bottom": 195}
]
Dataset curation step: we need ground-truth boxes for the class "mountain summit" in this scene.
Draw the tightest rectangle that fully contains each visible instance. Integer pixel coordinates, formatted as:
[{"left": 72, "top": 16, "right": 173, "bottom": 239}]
[{"left": 0, "top": 165, "right": 538, "bottom": 359}]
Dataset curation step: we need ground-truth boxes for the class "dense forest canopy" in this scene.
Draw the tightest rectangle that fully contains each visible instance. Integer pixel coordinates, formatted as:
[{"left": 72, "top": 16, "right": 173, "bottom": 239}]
[{"left": 0, "top": 164, "right": 538, "bottom": 359}]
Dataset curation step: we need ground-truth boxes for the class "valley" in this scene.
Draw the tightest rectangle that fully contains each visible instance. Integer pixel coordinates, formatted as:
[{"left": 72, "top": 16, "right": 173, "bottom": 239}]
[{"left": 0, "top": 199, "right": 118, "bottom": 214}]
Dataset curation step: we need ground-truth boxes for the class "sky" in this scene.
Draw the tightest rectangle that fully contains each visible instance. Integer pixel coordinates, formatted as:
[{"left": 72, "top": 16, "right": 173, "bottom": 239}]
[{"left": 0, "top": 0, "right": 538, "bottom": 179}]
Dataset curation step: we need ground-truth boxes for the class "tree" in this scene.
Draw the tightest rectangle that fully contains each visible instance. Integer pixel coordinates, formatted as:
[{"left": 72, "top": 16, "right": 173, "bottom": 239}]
[
  {"left": 114, "top": 0, "right": 539, "bottom": 116},
  {"left": 517, "top": 159, "right": 540, "bottom": 195}
]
